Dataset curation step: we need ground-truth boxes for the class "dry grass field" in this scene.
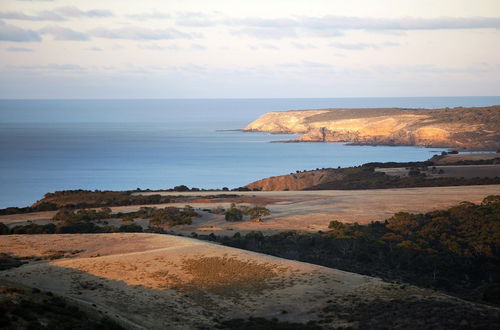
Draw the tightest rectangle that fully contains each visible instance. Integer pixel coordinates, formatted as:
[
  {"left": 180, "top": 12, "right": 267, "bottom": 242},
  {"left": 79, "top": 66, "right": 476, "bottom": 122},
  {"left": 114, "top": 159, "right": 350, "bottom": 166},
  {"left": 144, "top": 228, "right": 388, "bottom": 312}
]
[
  {"left": 2, "top": 185, "right": 499, "bottom": 235},
  {"left": 0, "top": 233, "right": 413, "bottom": 328},
  {"left": 2, "top": 233, "right": 498, "bottom": 329},
  {"left": 434, "top": 153, "right": 500, "bottom": 164},
  {"left": 375, "top": 164, "right": 500, "bottom": 179}
]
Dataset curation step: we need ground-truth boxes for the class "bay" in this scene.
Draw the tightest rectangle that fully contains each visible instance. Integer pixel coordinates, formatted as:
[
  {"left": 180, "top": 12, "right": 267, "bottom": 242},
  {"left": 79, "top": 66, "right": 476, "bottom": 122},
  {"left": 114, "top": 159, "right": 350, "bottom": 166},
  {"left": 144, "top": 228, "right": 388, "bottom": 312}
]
[{"left": 1, "top": 96, "right": 499, "bottom": 208}]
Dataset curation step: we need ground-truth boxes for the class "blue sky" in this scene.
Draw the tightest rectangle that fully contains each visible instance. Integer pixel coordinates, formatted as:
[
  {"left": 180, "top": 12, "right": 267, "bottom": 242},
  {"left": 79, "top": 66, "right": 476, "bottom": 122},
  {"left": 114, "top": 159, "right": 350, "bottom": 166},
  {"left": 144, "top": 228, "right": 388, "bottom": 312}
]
[{"left": 0, "top": 0, "right": 499, "bottom": 98}]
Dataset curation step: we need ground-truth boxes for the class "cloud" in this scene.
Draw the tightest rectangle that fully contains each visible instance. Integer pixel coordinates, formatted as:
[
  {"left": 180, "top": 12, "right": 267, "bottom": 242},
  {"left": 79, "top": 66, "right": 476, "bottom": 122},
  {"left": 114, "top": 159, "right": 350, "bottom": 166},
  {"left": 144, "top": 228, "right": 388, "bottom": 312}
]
[
  {"left": 226, "top": 17, "right": 297, "bottom": 28},
  {"left": 208, "top": 14, "right": 500, "bottom": 39},
  {"left": 276, "top": 61, "right": 334, "bottom": 70},
  {"left": 90, "top": 27, "right": 197, "bottom": 40},
  {"left": 176, "top": 12, "right": 217, "bottom": 27},
  {"left": 191, "top": 43, "right": 207, "bottom": 50},
  {"left": 249, "top": 43, "right": 279, "bottom": 50},
  {"left": 85, "top": 46, "right": 103, "bottom": 51},
  {"left": 5, "top": 46, "right": 33, "bottom": 52},
  {"left": 329, "top": 41, "right": 399, "bottom": 50},
  {"left": 291, "top": 42, "right": 317, "bottom": 49},
  {"left": 54, "top": 6, "right": 111, "bottom": 18},
  {"left": 0, "top": 6, "right": 112, "bottom": 21},
  {"left": 138, "top": 43, "right": 180, "bottom": 51},
  {"left": 39, "top": 26, "right": 90, "bottom": 41},
  {"left": 301, "top": 15, "right": 500, "bottom": 31},
  {"left": 0, "top": 11, "right": 62, "bottom": 21},
  {"left": 126, "top": 12, "right": 170, "bottom": 20},
  {"left": 5, "top": 63, "right": 84, "bottom": 72},
  {"left": 0, "top": 20, "right": 41, "bottom": 41},
  {"left": 231, "top": 27, "right": 297, "bottom": 39}
]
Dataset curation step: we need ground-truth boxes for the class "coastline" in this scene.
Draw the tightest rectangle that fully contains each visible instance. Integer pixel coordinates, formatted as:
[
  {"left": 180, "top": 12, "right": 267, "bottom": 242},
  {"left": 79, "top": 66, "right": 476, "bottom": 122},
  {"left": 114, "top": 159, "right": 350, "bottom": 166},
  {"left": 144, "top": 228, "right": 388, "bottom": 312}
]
[{"left": 242, "top": 105, "right": 500, "bottom": 151}]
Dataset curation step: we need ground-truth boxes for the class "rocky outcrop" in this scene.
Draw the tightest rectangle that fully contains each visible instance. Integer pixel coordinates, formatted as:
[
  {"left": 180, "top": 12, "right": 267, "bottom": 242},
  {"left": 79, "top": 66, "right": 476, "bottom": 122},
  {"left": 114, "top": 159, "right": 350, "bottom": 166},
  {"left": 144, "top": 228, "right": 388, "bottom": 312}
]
[{"left": 244, "top": 106, "right": 500, "bottom": 150}]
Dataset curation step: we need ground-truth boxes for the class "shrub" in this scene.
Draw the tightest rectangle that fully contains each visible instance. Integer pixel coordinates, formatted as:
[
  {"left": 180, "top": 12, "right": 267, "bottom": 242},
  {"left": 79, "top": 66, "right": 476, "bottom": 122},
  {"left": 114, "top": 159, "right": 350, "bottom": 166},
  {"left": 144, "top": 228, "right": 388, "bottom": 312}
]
[
  {"left": 10, "top": 223, "right": 56, "bottom": 235},
  {"left": 0, "top": 223, "right": 9, "bottom": 235},
  {"left": 225, "top": 204, "right": 243, "bottom": 222},
  {"left": 245, "top": 206, "right": 271, "bottom": 220},
  {"left": 148, "top": 206, "right": 197, "bottom": 227},
  {"left": 118, "top": 223, "right": 143, "bottom": 233},
  {"left": 55, "top": 222, "right": 109, "bottom": 234}
]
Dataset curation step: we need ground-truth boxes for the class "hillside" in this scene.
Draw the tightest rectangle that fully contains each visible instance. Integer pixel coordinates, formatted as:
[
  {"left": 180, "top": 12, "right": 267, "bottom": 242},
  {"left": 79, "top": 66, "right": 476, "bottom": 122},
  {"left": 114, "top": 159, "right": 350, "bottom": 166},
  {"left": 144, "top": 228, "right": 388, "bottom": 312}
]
[
  {"left": 245, "top": 161, "right": 500, "bottom": 192},
  {"left": 246, "top": 169, "right": 341, "bottom": 191},
  {"left": 1, "top": 233, "right": 499, "bottom": 329},
  {"left": 244, "top": 106, "right": 500, "bottom": 150}
]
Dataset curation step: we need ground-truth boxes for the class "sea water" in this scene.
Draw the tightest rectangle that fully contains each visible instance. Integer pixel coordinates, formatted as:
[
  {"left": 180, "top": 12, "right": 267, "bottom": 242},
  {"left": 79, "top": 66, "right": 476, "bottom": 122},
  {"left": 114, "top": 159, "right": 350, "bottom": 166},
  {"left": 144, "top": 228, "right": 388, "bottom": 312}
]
[{"left": 1, "top": 97, "right": 499, "bottom": 208}]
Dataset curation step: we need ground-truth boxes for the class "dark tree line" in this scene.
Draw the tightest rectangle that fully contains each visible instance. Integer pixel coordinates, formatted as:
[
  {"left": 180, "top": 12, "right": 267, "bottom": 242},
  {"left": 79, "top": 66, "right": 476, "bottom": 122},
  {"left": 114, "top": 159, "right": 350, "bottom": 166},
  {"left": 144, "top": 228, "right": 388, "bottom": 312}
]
[{"left": 200, "top": 195, "right": 500, "bottom": 305}]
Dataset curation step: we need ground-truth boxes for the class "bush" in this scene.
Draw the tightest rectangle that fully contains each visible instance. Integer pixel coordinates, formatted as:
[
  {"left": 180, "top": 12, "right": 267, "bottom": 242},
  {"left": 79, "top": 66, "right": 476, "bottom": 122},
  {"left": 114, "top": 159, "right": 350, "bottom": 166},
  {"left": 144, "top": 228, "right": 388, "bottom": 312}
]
[
  {"left": 10, "top": 223, "right": 56, "bottom": 235},
  {"left": 0, "top": 222, "right": 9, "bottom": 235},
  {"left": 118, "top": 223, "right": 143, "bottom": 233},
  {"left": 148, "top": 206, "right": 198, "bottom": 227},
  {"left": 55, "top": 222, "right": 115, "bottom": 234},
  {"left": 225, "top": 204, "right": 243, "bottom": 222},
  {"left": 52, "top": 208, "right": 113, "bottom": 223},
  {"left": 209, "top": 195, "right": 500, "bottom": 305},
  {"left": 173, "top": 185, "right": 190, "bottom": 192},
  {"left": 245, "top": 206, "right": 271, "bottom": 220}
]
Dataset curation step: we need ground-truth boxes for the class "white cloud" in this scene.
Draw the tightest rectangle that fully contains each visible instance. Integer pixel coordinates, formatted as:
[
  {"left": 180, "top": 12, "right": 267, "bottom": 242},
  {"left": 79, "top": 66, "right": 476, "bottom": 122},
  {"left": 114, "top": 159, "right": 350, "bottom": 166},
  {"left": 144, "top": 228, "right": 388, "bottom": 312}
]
[
  {"left": 5, "top": 46, "right": 33, "bottom": 52},
  {"left": 0, "top": 6, "right": 112, "bottom": 22},
  {"left": 249, "top": 43, "right": 279, "bottom": 50},
  {"left": 90, "top": 26, "right": 198, "bottom": 40},
  {"left": 291, "top": 42, "right": 317, "bottom": 49},
  {"left": 138, "top": 43, "right": 180, "bottom": 51},
  {"left": 231, "top": 27, "right": 297, "bottom": 39},
  {"left": 302, "top": 15, "right": 500, "bottom": 30},
  {"left": 126, "top": 12, "right": 171, "bottom": 20},
  {"left": 39, "top": 26, "right": 90, "bottom": 41},
  {"left": 329, "top": 41, "right": 399, "bottom": 50},
  {"left": 0, "top": 20, "right": 41, "bottom": 41}
]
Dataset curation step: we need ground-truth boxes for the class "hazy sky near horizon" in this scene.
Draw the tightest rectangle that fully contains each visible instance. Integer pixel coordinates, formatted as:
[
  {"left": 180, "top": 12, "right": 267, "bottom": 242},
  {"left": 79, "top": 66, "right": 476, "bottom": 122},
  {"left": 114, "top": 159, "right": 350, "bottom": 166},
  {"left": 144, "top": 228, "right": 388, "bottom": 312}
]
[{"left": 0, "top": 0, "right": 499, "bottom": 98}]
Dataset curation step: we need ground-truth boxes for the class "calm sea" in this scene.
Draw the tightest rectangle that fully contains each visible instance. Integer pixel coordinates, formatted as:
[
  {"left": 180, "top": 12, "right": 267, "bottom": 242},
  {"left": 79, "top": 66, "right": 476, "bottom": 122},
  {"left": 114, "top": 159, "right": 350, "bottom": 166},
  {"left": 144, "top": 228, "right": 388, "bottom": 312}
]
[{"left": 1, "top": 97, "right": 499, "bottom": 208}]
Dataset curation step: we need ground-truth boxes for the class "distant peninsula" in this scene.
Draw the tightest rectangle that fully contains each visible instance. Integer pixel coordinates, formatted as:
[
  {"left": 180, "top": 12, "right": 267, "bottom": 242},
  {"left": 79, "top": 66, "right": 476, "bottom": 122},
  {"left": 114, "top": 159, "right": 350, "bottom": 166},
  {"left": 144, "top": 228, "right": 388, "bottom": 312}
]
[{"left": 244, "top": 105, "right": 500, "bottom": 150}]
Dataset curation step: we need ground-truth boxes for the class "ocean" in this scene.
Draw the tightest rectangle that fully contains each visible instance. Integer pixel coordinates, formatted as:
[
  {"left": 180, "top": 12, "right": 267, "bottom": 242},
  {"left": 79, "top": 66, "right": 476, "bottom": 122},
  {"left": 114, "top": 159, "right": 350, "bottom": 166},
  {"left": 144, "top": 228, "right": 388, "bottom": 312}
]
[{"left": 1, "top": 97, "right": 499, "bottom": 208}]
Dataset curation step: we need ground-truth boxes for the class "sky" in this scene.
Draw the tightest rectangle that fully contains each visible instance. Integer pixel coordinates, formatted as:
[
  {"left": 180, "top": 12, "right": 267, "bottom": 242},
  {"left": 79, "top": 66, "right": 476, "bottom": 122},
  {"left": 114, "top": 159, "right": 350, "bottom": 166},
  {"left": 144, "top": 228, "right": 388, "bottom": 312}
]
[{"left": 0, "top": 0, "right": 499, "bottom": 98}]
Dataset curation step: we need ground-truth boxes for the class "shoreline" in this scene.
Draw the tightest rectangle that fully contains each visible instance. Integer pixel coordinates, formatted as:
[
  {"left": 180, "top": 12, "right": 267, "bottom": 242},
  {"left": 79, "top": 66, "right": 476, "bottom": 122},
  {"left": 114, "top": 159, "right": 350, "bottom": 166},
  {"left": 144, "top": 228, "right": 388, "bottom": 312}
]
[{"left": 243, "top": 105, "right": 500, "bottom": 151}]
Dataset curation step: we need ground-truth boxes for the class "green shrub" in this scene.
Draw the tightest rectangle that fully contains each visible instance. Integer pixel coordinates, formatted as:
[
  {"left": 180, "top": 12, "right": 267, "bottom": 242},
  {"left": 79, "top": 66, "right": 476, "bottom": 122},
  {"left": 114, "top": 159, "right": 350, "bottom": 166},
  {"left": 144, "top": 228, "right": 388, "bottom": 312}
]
[
  {"left": 245, "top": 206, "right": 270, "bottom": 220},
  {"left": 118, "top": 223, "right": 143, "bottom": 233},
  {"left": 10, "top": 223, "right": 56, "bottom": 235},
  {"left": 0, "top": 222, "right": 9, "bottom": 235},
  {"left": 225, "top": 204, "right": 243, "bottom": 222}
]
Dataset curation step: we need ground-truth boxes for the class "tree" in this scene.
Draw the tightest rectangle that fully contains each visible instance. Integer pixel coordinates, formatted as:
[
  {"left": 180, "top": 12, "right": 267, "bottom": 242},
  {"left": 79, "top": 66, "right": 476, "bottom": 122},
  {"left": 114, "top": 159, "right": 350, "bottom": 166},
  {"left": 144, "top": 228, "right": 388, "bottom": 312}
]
[
  {"left": 225, "top": 203, "right": 243, "bottom": 221},
  {"left": 118, "top": 223, "right": 143, "bottom": 232},
  {"left": 173, "top": 185, "right": 190, "bottom": 192},
  {"left": 0, "top": 222, "right": 10, "bottom": 235},
  {"left": 246, "top": 206, "right": 271, "bottom": 221}
]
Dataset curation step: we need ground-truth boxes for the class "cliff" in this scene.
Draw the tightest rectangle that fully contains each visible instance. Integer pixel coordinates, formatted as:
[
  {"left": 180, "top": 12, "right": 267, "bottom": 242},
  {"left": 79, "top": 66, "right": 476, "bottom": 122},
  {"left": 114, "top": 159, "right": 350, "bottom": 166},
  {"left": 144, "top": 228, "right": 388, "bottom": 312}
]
[
  {"left": 246, "top": 169, "right": 341, "bottom": 191},
  {"left": 244, "top": 106, "right": 500, "bottom": 150}
]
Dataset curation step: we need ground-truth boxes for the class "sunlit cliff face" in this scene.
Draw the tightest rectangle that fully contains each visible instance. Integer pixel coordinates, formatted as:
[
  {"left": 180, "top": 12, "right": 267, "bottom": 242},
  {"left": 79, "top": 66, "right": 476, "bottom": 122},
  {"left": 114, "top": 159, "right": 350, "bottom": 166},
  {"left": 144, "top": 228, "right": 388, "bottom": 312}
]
[{"left": 244, "top": 106, "right": 500, "bottom": 149}]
